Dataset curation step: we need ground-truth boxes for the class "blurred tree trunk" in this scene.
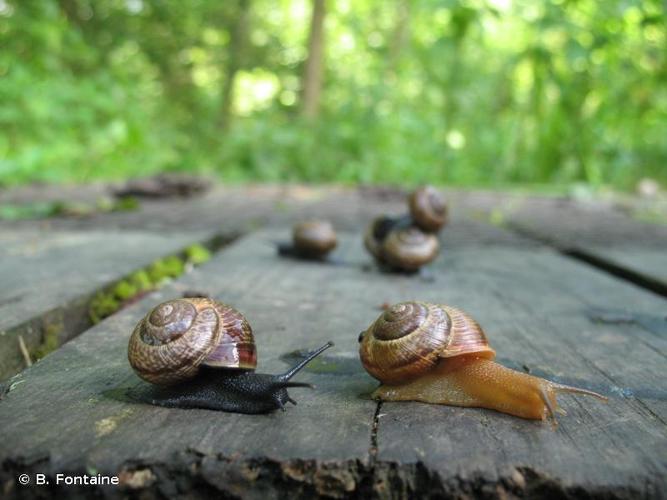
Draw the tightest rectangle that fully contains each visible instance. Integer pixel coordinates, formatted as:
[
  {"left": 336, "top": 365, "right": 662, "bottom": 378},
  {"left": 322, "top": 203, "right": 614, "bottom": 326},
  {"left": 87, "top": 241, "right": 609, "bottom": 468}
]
[
  {"left": 387, "top": 0, "right": 410, "bottom": 75},
  {"left": 220, "top": 0, "right": 251, "bottom": 131},
  {"left": 300, "top": 0, "right": 326, "bottom": 119}
]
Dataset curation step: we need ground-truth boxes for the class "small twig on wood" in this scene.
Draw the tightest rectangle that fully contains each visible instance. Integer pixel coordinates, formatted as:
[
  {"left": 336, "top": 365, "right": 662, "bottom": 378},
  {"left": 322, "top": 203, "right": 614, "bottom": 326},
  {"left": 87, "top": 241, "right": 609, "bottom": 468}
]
[{"left": 17, "top": 335, "right": 32, "bottom": 368}]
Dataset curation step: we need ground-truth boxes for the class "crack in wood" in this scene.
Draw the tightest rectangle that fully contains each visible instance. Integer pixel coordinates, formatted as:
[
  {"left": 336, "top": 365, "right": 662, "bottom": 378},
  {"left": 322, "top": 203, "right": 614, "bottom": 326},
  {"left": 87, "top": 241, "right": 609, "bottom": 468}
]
[
  {"left": 506, "top": 222, "right": 667, "bottom": 299},
  {"left": 369, "top": 401, "right": 382, "bottom": 465},
  {"left": 0, "top": 230, "right": 242, "bottom": 382}
]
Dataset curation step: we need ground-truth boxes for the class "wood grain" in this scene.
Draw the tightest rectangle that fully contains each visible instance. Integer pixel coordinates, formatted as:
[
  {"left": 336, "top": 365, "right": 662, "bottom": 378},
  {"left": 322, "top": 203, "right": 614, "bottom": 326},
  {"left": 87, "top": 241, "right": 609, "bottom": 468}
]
[
  {"left": 0, "top": 222, "right": 665, "bottom": 498},
  {"left": 0, "top": 229, "right": 213, "bottom": 380}
]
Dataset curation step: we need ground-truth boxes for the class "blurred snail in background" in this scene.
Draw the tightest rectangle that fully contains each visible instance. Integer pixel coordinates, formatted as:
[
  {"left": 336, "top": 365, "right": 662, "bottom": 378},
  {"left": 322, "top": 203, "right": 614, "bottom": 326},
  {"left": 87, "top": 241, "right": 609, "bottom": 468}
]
[
  {"left": 363, "top": 185, "right": 445, "bottom": 274},
  {"left": 358, "top": 301, "right": 607, "bottom": 422},
  {"left": 364, "top": 221, "right": 439, "bottom": 272},
  {"left": 128, "top": 298, "right": 333, "bottom": 414},
  {"left": 408, "top": 185, "right": 447, "bottom": 233},
  {"left": 277, "top": 220, "right": 338, "bottom": 261}
]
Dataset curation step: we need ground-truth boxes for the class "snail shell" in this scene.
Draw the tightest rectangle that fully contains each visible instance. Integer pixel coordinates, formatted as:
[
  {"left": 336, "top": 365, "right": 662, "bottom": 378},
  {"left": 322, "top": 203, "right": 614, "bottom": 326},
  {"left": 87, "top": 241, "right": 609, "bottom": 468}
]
[
  {"left": 363, "top": 216, "right": 398, "bottom": 261},
  {"left": 293, "top": 220, "right": 337, "bottom": 258},
  {"left": 359, "top": 301, "right": 495, "bottom": 384},
  {"left": 128, "top": 298, "right": 256, "bottom": 385},
  {"left": 382, "top": 227, "right": 439, "bottom": 271},
  {"left": 408, "top": 186, "right": 447, "bottom": 232}
]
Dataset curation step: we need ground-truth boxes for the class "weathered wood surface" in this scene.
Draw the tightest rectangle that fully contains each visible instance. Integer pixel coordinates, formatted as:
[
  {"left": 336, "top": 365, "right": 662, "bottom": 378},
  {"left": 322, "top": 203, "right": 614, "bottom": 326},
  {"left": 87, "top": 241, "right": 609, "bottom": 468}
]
[
  {"left": 6, "top": 184, "right": 665, "bottom": 293},
  {"left": 0, "top": 229, "right": 218, "bottom": 381},
  {"left": 0, "top": 184, "right": 535, "bottom": 387},
  {"left": 0, "top": 184, "right": 522, "bottom": 237},
  {"left": 459, "top": 193, "right": 667, "bottom": 294},
  {"left": 1, "top": 222, "right": 665, "bottom": 499}
]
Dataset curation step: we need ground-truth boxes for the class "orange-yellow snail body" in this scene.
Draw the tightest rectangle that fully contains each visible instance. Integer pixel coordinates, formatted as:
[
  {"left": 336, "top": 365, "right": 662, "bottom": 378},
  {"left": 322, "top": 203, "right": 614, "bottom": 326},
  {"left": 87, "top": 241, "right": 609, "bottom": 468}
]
[{"left": 358, "top": 302, "right": 607, "bottom": 422}]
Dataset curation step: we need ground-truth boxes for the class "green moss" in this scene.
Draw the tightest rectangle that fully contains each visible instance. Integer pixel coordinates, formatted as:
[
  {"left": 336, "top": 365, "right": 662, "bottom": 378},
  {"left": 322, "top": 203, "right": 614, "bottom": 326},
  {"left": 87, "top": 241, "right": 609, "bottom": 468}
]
[
  {"left": 0, "top": 197, "right": 140, "bottom": 221},
  {"left": 89, "top": 292, "right": 121, "bottom": 324},
  {"left": 631, "top": 208, "right": 667, "bottom": 225},
  {"left": 112, "top": 280, "right": 139, "bottom": 301},
  {"left": 488, "top": 208, "right": 507, "bottom": 227},
  {"left": 0, "top": 202, "right": 60, "bottom": 220},
  {"left": 113, "top": 196, "right": 140, "bottom": 211},
  {"left": 88, "top": 242, "right": 213, "bottom": 324},
  {"left": 33, "top": 324, "right": 62, "bottom": 360},
  {"left": 184, "top": 244, "right": 211, "bottom": 265},
  {"left": 128, "top": 270, "right": 153, "bottom": 291},
  {"left": 148, "top": 256, "right": 185, "bottom": 283}
]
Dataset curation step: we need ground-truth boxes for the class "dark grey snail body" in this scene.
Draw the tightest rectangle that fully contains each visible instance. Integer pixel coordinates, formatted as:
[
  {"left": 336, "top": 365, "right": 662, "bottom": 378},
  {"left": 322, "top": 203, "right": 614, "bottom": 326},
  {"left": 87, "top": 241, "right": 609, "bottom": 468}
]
[
  {"left": 136, "top": 344, "right": 331, "bottom": 413},
  {"left": 127, "top": 298, "right": 332, "bottom": 414}
]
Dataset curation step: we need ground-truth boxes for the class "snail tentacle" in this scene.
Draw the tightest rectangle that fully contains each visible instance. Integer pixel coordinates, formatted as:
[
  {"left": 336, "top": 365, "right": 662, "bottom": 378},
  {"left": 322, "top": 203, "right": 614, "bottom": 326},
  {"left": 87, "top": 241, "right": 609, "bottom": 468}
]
[
  {"left": 277, "top": 341, "right": 334, "bottom": 382},
  {"left": 129, "top": 341, "right": 333, "bottom": 414},
  {"left": 550, "top": 382, "right": 608, "bottom": 401},
  {"left": 128, "top": 298, "right": 333, "bottom": 414},
  {"left": 360, "top": 301, "right": 607, "bottom": 423}
]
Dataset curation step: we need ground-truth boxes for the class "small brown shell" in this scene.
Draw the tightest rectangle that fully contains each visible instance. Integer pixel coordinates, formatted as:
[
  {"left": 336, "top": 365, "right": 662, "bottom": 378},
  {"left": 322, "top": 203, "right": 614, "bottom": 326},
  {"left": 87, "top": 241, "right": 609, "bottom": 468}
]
[
  {"left": 359, "top": 301, "right": 495, "bottom": 385},
  {"left": 408, "top": 186, "right": 447, "bottom": 232},
  {"left": 293, "top": 220, "right": 337, "bottom": 257},
  {"left": 128, "top": 298, "right": 256, "bottom": 385},
  {"left": 381, "top": 227, "right": 439, "bottom": 271},
  {"left": 363, "top": 216, "right": 398, "bottom": 261}
]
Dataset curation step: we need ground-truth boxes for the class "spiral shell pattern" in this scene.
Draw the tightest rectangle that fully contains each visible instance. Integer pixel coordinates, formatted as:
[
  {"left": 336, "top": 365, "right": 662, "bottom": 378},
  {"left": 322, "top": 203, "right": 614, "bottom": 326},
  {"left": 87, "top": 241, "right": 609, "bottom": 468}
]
[
  {"left": 293, "top": 220, "right": 337, "bottom": 257},
  {"left": 128, "top": 298, "right": 256, "bottom": 385},
  {"left": 359, "top": 302, "right": 495, "bottom": 385},
  {"left": 408, "top": 186, "right": 447, "bottom": 232},
  {"left": 382, "top": 227, "right": 439, "bottom": 271}
]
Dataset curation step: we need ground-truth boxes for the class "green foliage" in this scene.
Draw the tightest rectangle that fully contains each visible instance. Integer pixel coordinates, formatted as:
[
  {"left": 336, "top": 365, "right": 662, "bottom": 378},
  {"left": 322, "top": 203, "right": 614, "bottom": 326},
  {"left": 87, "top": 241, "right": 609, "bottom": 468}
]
[
  {"left": 88, "top": 292, "right": 120, "bottom": 324},
  {"left": 0, "top": 0, "right": 665, "bottom": 190},
  {"left": 185, "top": 244, "right": 212, "bottom": 265},
  {"left": 33, "top": 323, "right": 63, "bottom": 361},
  {"left": 88, "top": 243, "right": 211, "bottom": 324},
  {"left": 128, "top": 270, "right": 153, "bottom": 292},
  {"left": 147, "top": 256, "right": 185, "bottom": 284},
  {"left": 112, "top": 280, "right": 138, "bottom": 301},
  {"left": 0, "top": 196, "right": 139, "bottom": 220}
]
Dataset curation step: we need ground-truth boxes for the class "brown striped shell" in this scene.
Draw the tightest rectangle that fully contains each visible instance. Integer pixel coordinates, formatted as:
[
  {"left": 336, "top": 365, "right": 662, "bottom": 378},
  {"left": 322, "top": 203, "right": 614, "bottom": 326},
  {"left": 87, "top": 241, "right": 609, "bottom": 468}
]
[
  {"left": 408, "top": 186, "right": 447, "bottom": 232},
  {"left": 293, "top": 220, "right": 337, "bottom": 257},
  {"left": 359, "top": 302, "right": 495, "bottom": 385},
  {"left": 382, "top": 227, "right": 439, "bottom": 271},
  {"left": 128, "top": 298, "right": 256, "bottom": 385}
]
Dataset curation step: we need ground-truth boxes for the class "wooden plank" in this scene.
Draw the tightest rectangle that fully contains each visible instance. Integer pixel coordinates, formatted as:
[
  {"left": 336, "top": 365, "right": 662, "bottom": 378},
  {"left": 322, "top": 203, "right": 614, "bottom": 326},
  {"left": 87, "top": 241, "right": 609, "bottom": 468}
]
[
  {"left": 372, "top": 246, "right": 667, "bottom": 498},
  {"left": 0, "top": 224, "right": 665, "bottom": 498},
  {"left": 0, "top": 229, "right": 210, "bottom": 380},
  {"left": 0, "top": 184, "right": 456, "bottom": 234},
  {"left": 474, "top": 194, "right": 667, "bottom": 293},
  {"left": 0, "top": 230, "right": 377, "bottom": 499},
  {"left": 0, "top": 184, "right": 530, "bottom": 383}
]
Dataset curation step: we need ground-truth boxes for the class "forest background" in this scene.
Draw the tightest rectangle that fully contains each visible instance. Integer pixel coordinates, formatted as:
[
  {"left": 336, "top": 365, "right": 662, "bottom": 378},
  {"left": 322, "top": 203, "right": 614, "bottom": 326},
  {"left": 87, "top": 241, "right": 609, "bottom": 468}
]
[{"left": 1, "top": 0, "right": 665, "bottom": 191}]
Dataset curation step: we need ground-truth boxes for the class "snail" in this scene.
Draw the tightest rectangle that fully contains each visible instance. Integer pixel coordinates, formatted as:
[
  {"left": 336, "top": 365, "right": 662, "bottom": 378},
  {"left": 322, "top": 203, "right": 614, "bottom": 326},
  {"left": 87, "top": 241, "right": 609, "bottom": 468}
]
[
  {"left": 363, "top": 215, "right": 399, "bottom": 262},
  {"left": 381, "top": 227, "right": 439, "bottom": 272},
  {"left": 358, "top": 302, "right": 607, "bottom": 422},
  {"left": 408, "top": 185, "right": 447, "bottom": 233},
  {"left": 277, "top": 220, "right": 338, "bottom": 261},
  {"left": 128, "top": 298, "right": 333, "bottom": 414},
  {"left": 364, "top": 218, "right": 439, "bottom": 273}
]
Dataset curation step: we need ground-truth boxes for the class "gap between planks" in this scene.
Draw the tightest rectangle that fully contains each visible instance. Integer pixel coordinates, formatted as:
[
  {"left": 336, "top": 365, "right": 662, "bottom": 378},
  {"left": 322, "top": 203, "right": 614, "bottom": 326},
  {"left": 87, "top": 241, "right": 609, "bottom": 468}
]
[
  {"left": 0, "top": 230, "right": 242, "bottom": 383},
  {"left": 506, "top": 222, "right": 667, "bottom": 299}
]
